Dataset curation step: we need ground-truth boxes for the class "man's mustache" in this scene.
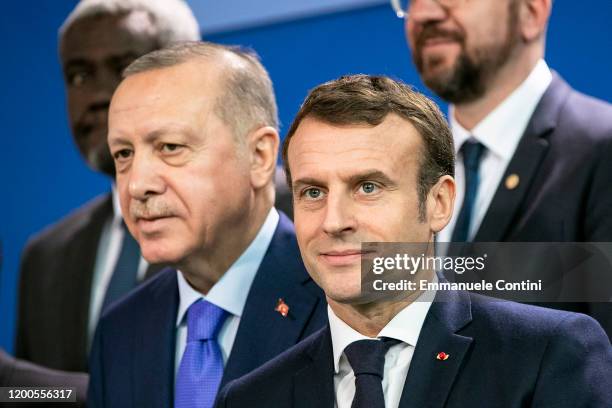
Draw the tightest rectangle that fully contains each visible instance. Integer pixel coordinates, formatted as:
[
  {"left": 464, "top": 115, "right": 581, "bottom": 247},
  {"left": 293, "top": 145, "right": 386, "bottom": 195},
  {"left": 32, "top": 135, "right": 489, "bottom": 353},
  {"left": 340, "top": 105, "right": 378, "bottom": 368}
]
[
  {"left": 130, "top": 201, "right": 175, "bottom": 220},
  {"left": 415, "top": 24, "right": 464, "bottom": 51}
]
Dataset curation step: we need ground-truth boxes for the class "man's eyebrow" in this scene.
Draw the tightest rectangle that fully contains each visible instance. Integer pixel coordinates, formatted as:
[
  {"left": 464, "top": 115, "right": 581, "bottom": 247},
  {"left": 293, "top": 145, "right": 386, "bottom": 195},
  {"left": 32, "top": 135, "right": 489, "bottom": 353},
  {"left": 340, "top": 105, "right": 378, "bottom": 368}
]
[
  {"left": 143, "top": 125, "right": 197, "bottom": 143},
  {"left": 108, "top": 135, "right": 131, "bottom": 147},
  {"left": 345, "top": 170, "right": 396, "bottom": 186},
  {"left": 292, "top": 177, "right": 324, "bottom": 194},
  {"left": 291, "top": 170, "right": 396, "bottom": 193},
  {"left": 109, "top": 125, "right": 197, "bottom": 147},
  {"left": 63, "top": 58, "right": 91, "bottom": 69}
]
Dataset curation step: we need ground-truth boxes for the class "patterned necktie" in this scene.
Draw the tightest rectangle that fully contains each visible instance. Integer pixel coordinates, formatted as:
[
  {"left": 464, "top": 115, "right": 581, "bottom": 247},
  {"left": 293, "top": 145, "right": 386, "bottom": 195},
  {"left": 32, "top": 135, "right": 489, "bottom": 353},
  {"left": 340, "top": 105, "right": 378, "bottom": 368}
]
[
  {"left": 101, "top": 222, "right": 140, "bottom": 312},
  {"left": 452, "top": 140, "right": 486, "bottom": 242},
  {"left": 175, "top": 299, "right": 228, "bottom": 408},
  {"left": 344, "top": 338, "right": 400, "bottom": 408}
]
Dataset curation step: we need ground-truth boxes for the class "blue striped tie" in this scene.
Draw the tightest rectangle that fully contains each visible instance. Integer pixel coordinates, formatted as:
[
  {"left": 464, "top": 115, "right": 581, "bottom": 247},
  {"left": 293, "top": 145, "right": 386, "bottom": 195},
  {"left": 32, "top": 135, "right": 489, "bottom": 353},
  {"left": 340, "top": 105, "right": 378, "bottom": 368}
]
[{"left": 175, "top": 299, "right": 228, "bottom": 408}]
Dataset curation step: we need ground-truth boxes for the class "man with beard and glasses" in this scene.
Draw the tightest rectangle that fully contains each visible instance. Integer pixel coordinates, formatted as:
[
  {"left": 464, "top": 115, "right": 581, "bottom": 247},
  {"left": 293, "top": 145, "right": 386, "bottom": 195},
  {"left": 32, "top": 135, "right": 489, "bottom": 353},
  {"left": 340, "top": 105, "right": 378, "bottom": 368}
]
[
  {"left": 87, "top": 42, "right": 326, "bottom": 408},
  {"left": 16, "top": 0, "right": 200, "bottom": 374},
  {"left": 395, "top": 0, "right": 612, "bottom": 337},
  {"left": 214, "top": 74, "right": 612, "bottom": 408}
]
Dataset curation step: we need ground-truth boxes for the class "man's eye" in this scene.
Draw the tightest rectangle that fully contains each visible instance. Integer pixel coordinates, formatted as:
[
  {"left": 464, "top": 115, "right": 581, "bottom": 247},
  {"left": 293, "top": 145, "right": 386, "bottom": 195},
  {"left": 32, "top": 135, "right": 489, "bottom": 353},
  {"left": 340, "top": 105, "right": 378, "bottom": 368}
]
[
  {"left": 360, "top": 182, "right": 378, "bottom": 194},
  {"left": 113, "top": 149, "right": 132, "bottom": 160},
  {"left": 303, "top": 188, "right": 323, "bottom": 200},
  {"left": 161, "top": 143, "right": 183, "bottom": 153},
  {"left": 67, "top": 71, "right": 88, "bottom": 87}
]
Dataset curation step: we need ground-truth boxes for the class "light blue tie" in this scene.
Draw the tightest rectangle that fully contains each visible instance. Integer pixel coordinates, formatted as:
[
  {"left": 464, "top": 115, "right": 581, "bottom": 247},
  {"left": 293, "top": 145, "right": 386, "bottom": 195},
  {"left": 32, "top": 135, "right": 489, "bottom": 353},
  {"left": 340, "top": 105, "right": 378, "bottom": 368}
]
[{"left": 175, "top": 299, "right": 228, "bottom": 408}]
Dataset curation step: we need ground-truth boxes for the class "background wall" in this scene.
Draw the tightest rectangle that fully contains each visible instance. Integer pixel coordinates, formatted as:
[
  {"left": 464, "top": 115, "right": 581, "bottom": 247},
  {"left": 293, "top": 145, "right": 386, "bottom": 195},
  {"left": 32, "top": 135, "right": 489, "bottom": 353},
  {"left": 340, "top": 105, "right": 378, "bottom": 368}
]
[{"left": 1, "top": 1, "right": 611, "bottom": 352}]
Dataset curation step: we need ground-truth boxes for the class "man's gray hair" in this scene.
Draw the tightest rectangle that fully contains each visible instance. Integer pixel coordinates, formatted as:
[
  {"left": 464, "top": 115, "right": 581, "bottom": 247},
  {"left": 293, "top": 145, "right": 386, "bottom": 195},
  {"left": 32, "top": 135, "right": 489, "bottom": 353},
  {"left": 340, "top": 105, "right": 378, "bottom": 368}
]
[
  {"left": 124, "top": 41, "right": 279, "bottom": 139},
  {"left": 59, "top": 0, "right": 200, "bottom": 45}
]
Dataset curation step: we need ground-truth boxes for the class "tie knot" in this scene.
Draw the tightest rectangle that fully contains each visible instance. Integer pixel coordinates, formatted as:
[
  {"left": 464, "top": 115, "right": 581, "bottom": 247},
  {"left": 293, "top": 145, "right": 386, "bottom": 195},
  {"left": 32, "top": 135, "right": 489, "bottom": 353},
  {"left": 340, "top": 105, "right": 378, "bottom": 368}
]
[
  {"left": 186, "top": 299, "right": 228, "bottom": 342},
  {"left": 344, "top": 338, "right": 399, "bottom": 378},
  {"left": 461, "top": 140, "right": 485, "bottom": 171}
]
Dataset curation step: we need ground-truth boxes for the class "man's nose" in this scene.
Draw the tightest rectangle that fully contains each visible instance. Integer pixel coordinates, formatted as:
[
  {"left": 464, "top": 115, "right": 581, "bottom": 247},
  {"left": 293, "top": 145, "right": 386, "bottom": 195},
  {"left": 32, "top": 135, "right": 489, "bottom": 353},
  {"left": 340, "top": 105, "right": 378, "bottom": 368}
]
[
  {"left": 322, "top": 191, "right": 357, "bottom": 237},
  {"left": 408, "top": 0, "right": 448, "bottom": 25},
  {"left": 87, "top": 67, "right": 122, "bottom": 112},
  {"left": 127, "top": 152, "right": 166, "bottom": 201}
]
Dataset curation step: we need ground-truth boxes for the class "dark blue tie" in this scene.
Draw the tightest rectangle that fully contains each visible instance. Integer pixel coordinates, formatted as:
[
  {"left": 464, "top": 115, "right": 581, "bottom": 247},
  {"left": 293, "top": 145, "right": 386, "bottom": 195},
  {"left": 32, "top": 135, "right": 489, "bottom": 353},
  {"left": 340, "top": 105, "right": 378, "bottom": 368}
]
[
  {"left": 101, "top": 223, "right": 140, "bottom": 312},
  {"left": 452, "top": 140, "right": 486, "bottom": 242},
  {"left": 175, "top": 299, "right": 228, "bottom": 408},
  {"left": 344, "top": 338, "right": 400, "bottom": 408}
]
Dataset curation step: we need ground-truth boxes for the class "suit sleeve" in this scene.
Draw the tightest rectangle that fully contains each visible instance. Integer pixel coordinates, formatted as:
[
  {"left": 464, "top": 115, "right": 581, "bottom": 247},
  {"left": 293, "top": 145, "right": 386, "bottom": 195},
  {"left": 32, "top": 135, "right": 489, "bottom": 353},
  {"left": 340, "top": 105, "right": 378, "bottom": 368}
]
[
  {"left": 87, "top": 322, "right": 105, "bottom": 408},
  {"left": 531, "top": 313, "right": 612, "bottom": 407}
]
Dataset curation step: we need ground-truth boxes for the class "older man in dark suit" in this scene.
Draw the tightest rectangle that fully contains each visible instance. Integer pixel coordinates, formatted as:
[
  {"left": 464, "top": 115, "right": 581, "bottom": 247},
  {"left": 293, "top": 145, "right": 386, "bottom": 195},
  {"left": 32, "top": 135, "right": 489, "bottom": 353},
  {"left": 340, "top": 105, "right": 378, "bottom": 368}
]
[
  {"left": 396, "top": 0, "right": 612, "bottom": 335},
  {"left": 88, "top": 42, "right": 326, "bottom": 408},
  {"left": 215, "top": 74, "right": 612, "bottom": 408}
]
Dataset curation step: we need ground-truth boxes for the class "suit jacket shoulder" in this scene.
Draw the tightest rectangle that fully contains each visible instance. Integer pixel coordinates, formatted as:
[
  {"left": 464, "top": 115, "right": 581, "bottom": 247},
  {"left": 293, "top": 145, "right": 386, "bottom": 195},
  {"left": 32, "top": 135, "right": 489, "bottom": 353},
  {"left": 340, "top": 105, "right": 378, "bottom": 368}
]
[
  {"left": 216, "top": 327, "right": 331, "bottom": 408},
  {"left": 22, "top": 193, "right": 113, "bottom": 258},
  {"left": 16, "top": 193, "right": 113, "bottom": 371},
  {"left": 217, "top": 290, "right": 612, "bottom": 408}
]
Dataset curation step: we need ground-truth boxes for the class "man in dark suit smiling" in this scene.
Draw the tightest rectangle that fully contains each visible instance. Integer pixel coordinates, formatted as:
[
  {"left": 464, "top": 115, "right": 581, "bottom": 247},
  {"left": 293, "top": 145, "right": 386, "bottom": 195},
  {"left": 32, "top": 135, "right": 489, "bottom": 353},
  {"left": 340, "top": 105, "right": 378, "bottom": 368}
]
[{"left": 215, "top": 75, "right": 611, "bottom": 408}]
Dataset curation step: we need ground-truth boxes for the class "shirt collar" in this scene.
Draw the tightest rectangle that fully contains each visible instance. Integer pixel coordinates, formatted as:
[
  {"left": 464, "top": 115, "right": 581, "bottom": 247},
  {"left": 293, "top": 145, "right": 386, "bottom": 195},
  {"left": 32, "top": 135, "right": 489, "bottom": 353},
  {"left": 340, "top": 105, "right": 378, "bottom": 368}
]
[
  {"left": 176, "top": 208, "right": 280, "bottom": 326},
  {"left": 327, "top": 292, "right": 433, "bottom": 374},
  {"left": 451, "top": 59, "right": 553, "bottom": 160},
  {"left": 111, "top": 184, "right": 123, "bottom": 223}
]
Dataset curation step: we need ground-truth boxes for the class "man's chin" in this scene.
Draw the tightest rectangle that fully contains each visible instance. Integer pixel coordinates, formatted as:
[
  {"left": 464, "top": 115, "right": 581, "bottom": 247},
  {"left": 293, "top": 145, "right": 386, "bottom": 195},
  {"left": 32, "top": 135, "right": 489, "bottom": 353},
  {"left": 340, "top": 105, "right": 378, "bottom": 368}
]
[{"left": 140, "top": 245, "right": 184, "bottom": 266}]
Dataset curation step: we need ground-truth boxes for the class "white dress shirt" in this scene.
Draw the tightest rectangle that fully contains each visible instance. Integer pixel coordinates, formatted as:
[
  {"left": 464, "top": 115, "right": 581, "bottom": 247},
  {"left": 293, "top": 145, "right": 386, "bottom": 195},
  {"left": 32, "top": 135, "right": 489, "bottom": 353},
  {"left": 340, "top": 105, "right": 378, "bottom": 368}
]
[
  {"left": 328, "top": 290, "right": 434, "bottom": 408},
  {"left": 437, "top": 59, "right": 553, "bottom": 243},
  {"left": 88, "top": 187, "right": 148, "bottom": 349},
  {"left": 174, "top": 208, "right": 280, "bottom": 376}
]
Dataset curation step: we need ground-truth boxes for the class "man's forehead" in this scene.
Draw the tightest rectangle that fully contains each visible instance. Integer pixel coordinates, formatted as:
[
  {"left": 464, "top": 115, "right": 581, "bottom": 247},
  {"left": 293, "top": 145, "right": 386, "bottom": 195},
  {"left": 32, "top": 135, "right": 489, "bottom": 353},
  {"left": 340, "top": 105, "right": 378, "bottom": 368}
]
[
  {"left": 289, "top": 115, "right": 421, "bottom": 180},
  {"left": 115, "top": 60, "right": 219, "bottom": 103},
  {"left": 60, "top": 11, "right": 158, "bottom": 59}
]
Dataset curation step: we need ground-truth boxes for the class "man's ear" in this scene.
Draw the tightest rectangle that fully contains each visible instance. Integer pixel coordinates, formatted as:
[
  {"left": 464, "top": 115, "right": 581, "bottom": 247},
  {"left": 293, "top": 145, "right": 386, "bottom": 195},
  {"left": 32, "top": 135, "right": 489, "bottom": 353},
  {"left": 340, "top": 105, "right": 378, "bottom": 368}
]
[
  {"left": 426, "top": 175, "right": 455, "bottom": 233},
  {"left": 519, "top": 0, "right": 552, "bottom": 42},
  {"left": 247, "top": 126, "right": 280, "bottom": 189}
]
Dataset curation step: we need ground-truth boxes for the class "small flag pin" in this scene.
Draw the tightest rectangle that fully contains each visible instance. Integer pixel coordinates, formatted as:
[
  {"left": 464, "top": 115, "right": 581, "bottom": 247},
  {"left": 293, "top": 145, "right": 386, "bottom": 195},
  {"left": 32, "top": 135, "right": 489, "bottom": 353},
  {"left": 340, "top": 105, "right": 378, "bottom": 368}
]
[
  {"left": 436, "top": 352, "right": 450, "bottom": 361},
  {"left": 275, "top": 298, "right": 290, "bottom": 317}
]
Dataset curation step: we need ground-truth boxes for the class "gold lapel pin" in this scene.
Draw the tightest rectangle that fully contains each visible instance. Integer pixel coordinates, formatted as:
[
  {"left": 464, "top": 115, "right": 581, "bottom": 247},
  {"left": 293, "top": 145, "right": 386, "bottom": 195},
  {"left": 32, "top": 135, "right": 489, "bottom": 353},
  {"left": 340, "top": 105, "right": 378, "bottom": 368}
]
[
  {"left": 275, "top": 298, "right": 290, "bottom": 317},
  {"left": 436, "top": 352, "right": 450, "bottom": 361},
  {"left": 505, "top": 174, "right": 520, "bottom": 190}
]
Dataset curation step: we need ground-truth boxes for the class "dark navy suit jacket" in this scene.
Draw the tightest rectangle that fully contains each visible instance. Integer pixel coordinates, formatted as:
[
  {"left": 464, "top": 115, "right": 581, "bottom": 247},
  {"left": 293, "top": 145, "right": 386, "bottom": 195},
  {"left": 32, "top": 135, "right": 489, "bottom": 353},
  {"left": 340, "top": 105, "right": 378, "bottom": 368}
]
[
  {"left": 473, "top": 73, "right": 612, "bottom": 242},
  {"left": 87, "top": 212, "right": 327, "bottom": 407},
  {"left": 456, "top": 74, "right": 612, "bottom": 338},
  {"left": 216, "top": 288, "right": 612, "bottom": 408}
]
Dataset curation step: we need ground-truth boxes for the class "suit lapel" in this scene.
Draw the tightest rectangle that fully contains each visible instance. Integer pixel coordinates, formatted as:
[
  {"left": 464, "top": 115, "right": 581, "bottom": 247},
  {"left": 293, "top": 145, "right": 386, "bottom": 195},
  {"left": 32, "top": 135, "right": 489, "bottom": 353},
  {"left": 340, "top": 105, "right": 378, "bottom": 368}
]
[
  {"left": 222, "top": 213, "right": 323, "bottom": 386},
  {"left": 475, "top": 74, "right": 570, "bottom": 241},
  {"left": 63, "top": 194, "right": 113, "bottom": 370},
  {"left": 293, "top": 327, "right": 335, "bottom": 408},
  {"left": 132, "top": 268, "right": 179, "bottom": 408},
  {"left": 399, "top": 289, "right": 473, "bottom": 408}
]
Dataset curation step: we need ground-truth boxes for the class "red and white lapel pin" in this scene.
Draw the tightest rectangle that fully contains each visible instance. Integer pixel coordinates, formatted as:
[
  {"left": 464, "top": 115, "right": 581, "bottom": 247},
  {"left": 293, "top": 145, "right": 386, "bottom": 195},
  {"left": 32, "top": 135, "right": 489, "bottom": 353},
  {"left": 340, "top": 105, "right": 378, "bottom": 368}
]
[{"left": 275, "top": 298, "right": 290, "bottom": 317}]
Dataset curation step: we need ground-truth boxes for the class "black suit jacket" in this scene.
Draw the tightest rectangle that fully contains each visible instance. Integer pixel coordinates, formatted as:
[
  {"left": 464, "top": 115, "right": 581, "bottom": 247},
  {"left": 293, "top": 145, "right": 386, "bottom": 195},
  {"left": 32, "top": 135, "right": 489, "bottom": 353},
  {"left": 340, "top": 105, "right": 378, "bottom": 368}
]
[
  {"left": 88, "top": 212, "right": 327, "bottom": 407},
  {"left": 462, "top": 74, "right": 612, "bottom": 337},
  {"left": 16, "top": 193, "right": 161, "bottom": 372},
  {"left": 474, "top": 74, "right": 612, "bottom": 242},
  {"left": 216, "top": 289, "right": 612, "bottom": 408},
  {"left": 0, "top": 348, "right": 88, "bottom": 407}
]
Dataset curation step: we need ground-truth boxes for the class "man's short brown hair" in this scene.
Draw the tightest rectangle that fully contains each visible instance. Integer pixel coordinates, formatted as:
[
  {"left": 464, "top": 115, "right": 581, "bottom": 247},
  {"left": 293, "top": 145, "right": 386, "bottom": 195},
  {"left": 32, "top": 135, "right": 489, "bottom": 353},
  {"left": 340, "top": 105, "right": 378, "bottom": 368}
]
[{"left": 282, "top": 74, "right": 454, "bottom": 217}]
